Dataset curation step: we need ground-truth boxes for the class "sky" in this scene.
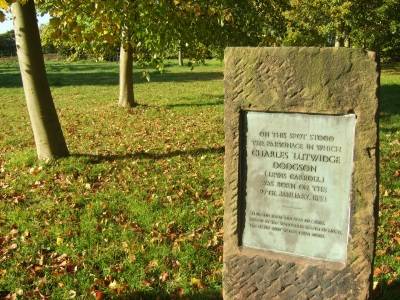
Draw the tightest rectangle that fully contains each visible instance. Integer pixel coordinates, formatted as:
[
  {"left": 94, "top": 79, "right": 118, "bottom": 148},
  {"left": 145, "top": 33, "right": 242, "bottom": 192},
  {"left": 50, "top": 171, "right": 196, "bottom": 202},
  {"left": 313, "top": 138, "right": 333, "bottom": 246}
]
[{"left": 0, "top": 12, "right": 50, "bottom": 34}]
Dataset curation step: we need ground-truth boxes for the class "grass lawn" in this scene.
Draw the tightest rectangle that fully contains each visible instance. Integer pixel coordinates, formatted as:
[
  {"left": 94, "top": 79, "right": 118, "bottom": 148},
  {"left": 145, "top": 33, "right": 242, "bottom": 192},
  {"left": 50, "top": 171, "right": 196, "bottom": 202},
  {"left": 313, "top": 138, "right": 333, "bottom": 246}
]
[
  {"left": 0, "top": 57, "right": 399, "bottom": 299},
  {"left": 375, "top": 63, "right": 400, "bottom": 299}
]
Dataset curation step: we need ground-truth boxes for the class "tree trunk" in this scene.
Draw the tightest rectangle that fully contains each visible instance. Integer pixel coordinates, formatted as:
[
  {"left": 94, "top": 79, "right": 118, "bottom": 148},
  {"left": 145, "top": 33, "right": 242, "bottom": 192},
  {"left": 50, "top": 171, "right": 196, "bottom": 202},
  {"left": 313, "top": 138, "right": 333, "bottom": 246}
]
[
  {"left": 344, "top": 36, "right": 350, "bottom": 48},
  {"left": 12, "top": 0, "right": 69, "bottom": 160},
  {"left": 118, "top": 43, "right": 135, "bottom": 107},
  {"left": 334, "top": 34, "right": 344, "bottom": 48},
  {"left": 178, "top": 48, "right": 183, "bottom": 66}
]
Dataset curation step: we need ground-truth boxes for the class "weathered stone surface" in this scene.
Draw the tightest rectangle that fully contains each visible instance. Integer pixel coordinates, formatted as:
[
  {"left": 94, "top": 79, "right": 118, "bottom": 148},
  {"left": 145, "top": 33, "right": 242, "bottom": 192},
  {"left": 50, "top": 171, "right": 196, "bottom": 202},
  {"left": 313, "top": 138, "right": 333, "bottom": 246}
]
[{"left": 223, "top": 47, "right": 379, "bottom": 300}]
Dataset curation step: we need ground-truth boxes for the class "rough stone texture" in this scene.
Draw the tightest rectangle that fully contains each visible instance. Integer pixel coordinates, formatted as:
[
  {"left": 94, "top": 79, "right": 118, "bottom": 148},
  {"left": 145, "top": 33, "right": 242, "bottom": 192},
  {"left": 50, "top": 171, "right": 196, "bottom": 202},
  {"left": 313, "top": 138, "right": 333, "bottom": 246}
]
[{"left": 223, "top": 47, "right": 379, "bottom": 300}]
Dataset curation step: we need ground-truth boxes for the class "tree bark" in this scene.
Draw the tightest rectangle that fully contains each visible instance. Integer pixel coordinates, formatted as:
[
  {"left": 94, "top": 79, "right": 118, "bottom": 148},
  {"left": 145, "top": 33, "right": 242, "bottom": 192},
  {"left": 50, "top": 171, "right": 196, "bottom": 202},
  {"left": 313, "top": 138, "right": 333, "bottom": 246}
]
[
  {"left": 118, "top": 42, "right": 135, "bottom": 107},
  {"left": 344, "top": 36, "right": 350, "bottom": 48},
  {"left": 12, "top": 0, "right": 69, "bottom": 160},
  {"left": 178, "top": 48, "right": 183, "bottom": 66},
  {"left": 334, "top": 34, "right": 344, "bottom": 48}
]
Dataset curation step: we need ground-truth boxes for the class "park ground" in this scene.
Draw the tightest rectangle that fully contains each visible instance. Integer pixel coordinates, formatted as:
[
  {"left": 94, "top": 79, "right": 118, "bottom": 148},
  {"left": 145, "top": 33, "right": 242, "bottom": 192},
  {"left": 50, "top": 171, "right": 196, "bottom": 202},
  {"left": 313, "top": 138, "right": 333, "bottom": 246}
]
[{"left": 0, "top": 58, "right": 399, "bottom": 299}]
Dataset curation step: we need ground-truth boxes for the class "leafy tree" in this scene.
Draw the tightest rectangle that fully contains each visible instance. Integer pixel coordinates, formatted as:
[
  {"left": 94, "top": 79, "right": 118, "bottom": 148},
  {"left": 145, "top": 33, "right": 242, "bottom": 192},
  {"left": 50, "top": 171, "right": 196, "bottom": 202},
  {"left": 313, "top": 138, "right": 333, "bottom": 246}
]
[
  {"left": 221, "top": 0, "right": 289, "bottom": 48},
  {"left": 0, "top": 1, "right": 6, "bottom": 22},
  {"left": 167, "top": 0, "right": 289, "bottom": 60},
  {"left": 283, "top": 0, "right": 355, "bottom": 47},
  {"left": 38, "top": 0, "right": 178, "bottom": 108},
  {"left": 40, "top": 23, "right": 89, "bottom": 59},
  {"left": 351, "top": 0, "right": 400, "bottom": 60},
  {"left": 0, "top": 30, "right": 16, "bottom": 56},
  {"left": 283, "top": 0, "right": 400, "bottom": 60},
  {"left": 1, "top": 0, "right": 69, "bottom": 160}
]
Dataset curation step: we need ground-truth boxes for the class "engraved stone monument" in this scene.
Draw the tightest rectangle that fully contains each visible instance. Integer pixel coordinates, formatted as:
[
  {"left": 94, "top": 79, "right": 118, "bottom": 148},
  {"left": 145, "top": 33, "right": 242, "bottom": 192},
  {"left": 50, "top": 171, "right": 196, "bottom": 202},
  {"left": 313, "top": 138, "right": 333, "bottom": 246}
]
[{"left": 223, "top": 48, "right": 379, "bottom": 299}]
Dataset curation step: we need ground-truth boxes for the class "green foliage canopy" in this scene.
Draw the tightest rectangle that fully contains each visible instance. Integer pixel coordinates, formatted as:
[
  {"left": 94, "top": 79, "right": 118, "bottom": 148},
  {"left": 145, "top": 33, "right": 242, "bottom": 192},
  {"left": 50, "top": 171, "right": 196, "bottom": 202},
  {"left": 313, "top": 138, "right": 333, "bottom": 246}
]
[{"left": 283, "top": 0, "right": 400, "bottom": 59}]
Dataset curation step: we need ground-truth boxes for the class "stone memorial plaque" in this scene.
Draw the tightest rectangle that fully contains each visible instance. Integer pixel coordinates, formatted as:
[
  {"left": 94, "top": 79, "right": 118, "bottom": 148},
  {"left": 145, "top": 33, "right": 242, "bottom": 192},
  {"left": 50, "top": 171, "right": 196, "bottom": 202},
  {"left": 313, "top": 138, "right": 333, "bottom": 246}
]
[
  {"left": 223, "top": 48, "right": 379, "bottom": 299},
  {"left": 241, "top": 112, "right": 356, "bottom": 262}
]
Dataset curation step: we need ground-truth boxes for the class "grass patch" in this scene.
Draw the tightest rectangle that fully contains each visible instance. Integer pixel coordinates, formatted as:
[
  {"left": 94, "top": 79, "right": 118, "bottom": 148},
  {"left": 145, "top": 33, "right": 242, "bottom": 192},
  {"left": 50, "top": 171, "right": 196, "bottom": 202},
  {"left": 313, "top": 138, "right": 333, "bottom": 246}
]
[
  {"left": 0, "top": 59, "right": 224, "bottom": 299},
  {"left": 374, "top": 63, "right": 400, "bottom": 300},
  {"left": 0, "top": 58, "right": 399, "bottom": 299}
]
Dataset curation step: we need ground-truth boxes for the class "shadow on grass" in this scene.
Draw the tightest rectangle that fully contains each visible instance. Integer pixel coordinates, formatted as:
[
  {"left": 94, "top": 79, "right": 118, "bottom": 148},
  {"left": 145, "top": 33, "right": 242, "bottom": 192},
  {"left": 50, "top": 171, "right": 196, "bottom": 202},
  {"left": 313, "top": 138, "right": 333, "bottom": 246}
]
[
  {"left": 163, "top": 99, "right": 224, "bottom": 109},
  {"left": 0, "top": 70, "right": 223, "bottom": 88},
  {"left": 133, "top": 95, "right": 223, "bottom": 109},
  {"left": 380, "top": 84, "right": 400, "bottom": 117},
  {"left": 375, "top": 278, "right": 400, "bottom": 300},
  {"left": 380, "top": 84, "right": 400, "bottom": 135},
  {"left": 115, "top": 289, "right": 222, "bottom": 300},
  {"left": 72, "top": 146, "right": 225, "bottom": 164},
  {"left": 381, "top": 63, "right": 400, "bottom": 74}
]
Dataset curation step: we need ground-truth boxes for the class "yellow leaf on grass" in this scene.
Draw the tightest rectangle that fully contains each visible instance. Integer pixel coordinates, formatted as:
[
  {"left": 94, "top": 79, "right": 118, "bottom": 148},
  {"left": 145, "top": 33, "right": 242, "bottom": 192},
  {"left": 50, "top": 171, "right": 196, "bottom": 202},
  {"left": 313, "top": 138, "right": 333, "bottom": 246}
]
[
  {"left": 9, "top": 243, "right": 18, "bottom": 250},
  {"left": 68, "top": 290, "right": 76, "bottom": 299},
  {"left": 108, "top": 280, "right": 119, "bottom": 290},
  {"left": 159, "top": 271, "right": 168, "bottom": 282},
  {"left": 191, "top": 277, "right": 204, "bottom": 288}
]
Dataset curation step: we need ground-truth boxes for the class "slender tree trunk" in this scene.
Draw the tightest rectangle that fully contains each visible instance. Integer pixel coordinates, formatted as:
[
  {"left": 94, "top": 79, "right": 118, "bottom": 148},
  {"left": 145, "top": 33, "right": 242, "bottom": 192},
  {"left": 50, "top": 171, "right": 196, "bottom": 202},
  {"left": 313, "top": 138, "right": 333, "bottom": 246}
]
[
  {"left": 334, "top": 34, "right": 344, "bottom": 48},
  {"left": 118, "top": 42, "right": 135, "bottom": 107},
  {"left": 335, "top": 23, "right": 345, "bottom": 48},
  {"left": 344, "top": 36, "right": 350, "bottom": 48},
  {"left": 178, "top": 48, "right": 183, "bottom": 66},
  {"left": 12, "top": 0, "right": 68, "bottom": 160}
]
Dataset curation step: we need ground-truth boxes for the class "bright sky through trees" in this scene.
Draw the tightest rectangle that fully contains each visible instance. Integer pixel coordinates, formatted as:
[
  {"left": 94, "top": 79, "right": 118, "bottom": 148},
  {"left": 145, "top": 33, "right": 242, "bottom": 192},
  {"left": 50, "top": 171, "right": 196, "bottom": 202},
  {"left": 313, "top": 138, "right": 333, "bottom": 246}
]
[{"left": 0, "top": 11, "right": 49, "bottom": 33}]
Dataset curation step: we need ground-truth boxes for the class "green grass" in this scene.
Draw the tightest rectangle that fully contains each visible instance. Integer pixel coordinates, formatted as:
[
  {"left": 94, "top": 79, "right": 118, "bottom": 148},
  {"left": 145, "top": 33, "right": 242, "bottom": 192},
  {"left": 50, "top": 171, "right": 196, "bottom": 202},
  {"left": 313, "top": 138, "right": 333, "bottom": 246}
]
[
  {"left": 0, "top": 58, "right": 399, "bottom": 299},
  {"left": 0, "top": 59, "right": 224, "bottom": 299},
  {"left": 374, "top": 63, "right": 400, "bottom": 300}
]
